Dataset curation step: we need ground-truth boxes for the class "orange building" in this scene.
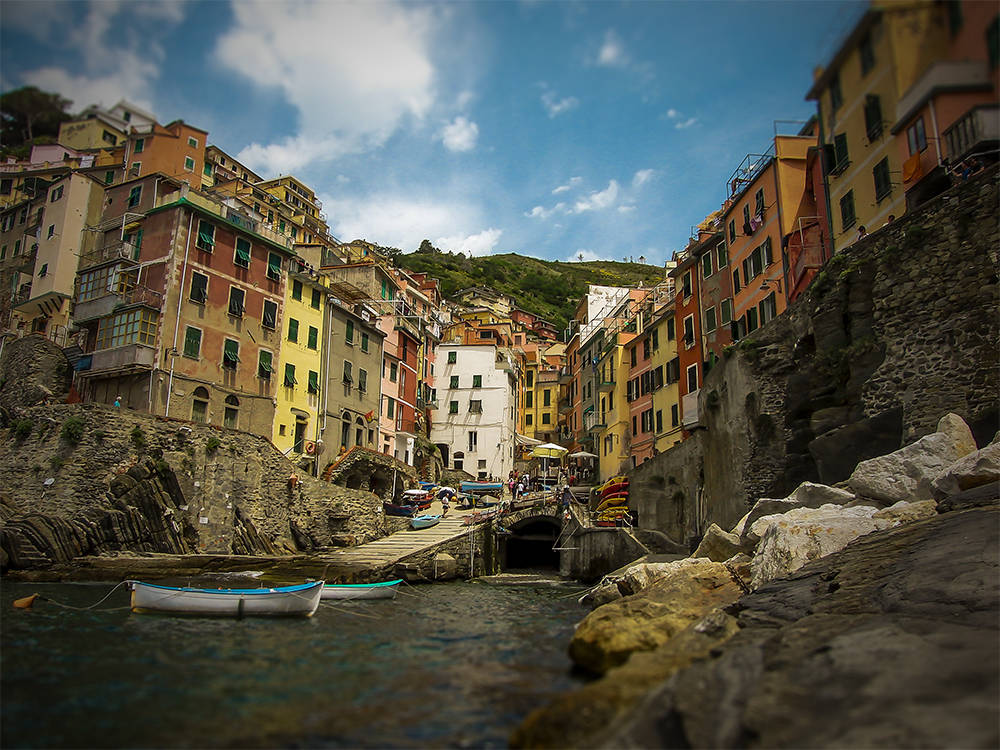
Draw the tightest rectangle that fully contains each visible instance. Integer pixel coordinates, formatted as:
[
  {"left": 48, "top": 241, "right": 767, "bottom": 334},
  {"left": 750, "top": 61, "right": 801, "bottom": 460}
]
[
  {"left": 670, "top": 245, "right": 703, "bottom": 430},
  {"left": 124, "top": 120, "right": 209, "bottom": 185}
]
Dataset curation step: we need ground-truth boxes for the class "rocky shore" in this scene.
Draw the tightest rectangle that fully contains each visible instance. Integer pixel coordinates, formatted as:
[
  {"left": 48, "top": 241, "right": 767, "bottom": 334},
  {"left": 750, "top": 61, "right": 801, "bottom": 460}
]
[{"left": 512, "top": 413, "right": 999, "bottom": 748}]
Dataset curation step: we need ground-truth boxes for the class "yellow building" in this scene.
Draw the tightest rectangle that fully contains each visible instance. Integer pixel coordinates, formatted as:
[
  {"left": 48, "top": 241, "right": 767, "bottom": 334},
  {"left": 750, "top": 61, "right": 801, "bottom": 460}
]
[
  {"left": 648, "top": 292, "right": 683, "bottom": 453},
  {"left": 807, "top": 1, "right": 953, "bottom": 255},
  {"left": 273, "top": 267, "right": 327, "bottom": 466}
]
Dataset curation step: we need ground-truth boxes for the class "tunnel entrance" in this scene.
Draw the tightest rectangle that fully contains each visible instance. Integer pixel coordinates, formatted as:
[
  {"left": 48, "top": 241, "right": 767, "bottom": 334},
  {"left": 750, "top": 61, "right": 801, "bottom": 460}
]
[{"left": 502, "top": 518, "right": 561, "bottom": 570}]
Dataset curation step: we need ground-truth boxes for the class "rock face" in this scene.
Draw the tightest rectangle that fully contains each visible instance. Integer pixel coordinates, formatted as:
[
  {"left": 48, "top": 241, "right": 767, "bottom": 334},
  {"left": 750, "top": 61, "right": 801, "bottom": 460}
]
[
  {"left": 692, "top": 523, "right": 745, "bottom": 562},
  {"left": 933, "top": 441, "right": 1000, "bottom": 498},
  {"left": 0, "top": 335, "right": 72, "bottom": 411},
  {"left": 568, "top": 558, "right": 742, "bottom": 675},
  {"left": 512, "top": 506, "right": 999, "bottom": 749}
]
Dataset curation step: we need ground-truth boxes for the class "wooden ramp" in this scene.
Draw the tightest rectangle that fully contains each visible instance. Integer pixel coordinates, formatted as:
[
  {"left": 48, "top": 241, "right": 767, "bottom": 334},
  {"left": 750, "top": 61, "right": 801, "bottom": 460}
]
[{"left": 319, "top": 513, "right": 474, "bottom": 569}]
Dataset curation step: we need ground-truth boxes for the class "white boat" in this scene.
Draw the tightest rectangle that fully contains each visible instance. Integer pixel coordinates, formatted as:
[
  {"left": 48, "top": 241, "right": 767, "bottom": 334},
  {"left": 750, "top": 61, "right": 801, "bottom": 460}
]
[
  {"left": 321, "top": 579, "right": 403, "bottom": 601},
  {"left": 129, "top": 580, "right": 323, "bottom": 617}
]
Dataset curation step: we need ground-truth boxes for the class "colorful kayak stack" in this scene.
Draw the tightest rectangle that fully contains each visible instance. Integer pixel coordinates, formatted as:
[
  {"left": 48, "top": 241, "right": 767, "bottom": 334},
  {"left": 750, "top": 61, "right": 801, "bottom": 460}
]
[{"left": 594, "top": 475, "right": 632, "bottom": 527}]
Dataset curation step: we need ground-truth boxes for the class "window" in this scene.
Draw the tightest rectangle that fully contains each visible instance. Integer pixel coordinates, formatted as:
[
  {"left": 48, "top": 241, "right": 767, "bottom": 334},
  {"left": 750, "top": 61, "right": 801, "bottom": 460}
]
[
  {"left": 308, "top": 370, "right": 320, "bottom": 394},
  {"left": 134, "top": 138, "right": 145, "bottom": 153},
  {"left": 473, "top": 375, "right": 482, "bottom": 388},
  {"left": 50, "top": 185, "right": 63, "bottom": 202},
  {"left": 859, "top": 31, "right": 875, "bottom": 75},
  {"left": 651, "top": 328, "right": 659, "bottom": 350},
  {"left": 258, "top": 350, "right": 273, "bottom": 379},
  {"left": 721, "top": 299, "right": 733, "bottom": 325},
  {"left": 390, "top": 362, "right": 398, "bottom": 382},
  {"left": 716, "top": 241, "right": 728, "bottom": 270},
  {"left": 307, "top": 325, "right": 318, "bottom": 349},
  {"left": 832, "top": 133, "right": 849, "bottom": 172},
  {"left": 907, "top": 117, "right": 927, "bottom": 155},
  {"left": 224, "top": 396, "right": 239, "bottom": 429},
  {"left": 754, "top": 188, "right": 765, "bottom": 216},
  {"left": 262, "top": 300, "right": 277, "bottom": 329},
  {"left": 288, "top": 318, "right": 299, "bottom": 342},
  {"left": 266, "top": 253, "right": 282, "bottom": 280},
  {"left": 47, "top": 224, "right": 55, "bottom": 238},
  {"left": 686, "top": 364, "right": 698, "bottom": 392},
  {"left": 743, "top": 204, "right": 751, "bottom": 232},
  {"left": 682, "top": 271, "right": 692, "bottom": 298},
  {"left": 666, "top": 317, "right": 675, "bottom": 341},
  {"left": 704, "top": 306, "right": 717, "bottom": 333},
  {"left": 732, "top": 267, "right": 741, "bottom": 294},
  {"left": 345, "top": 319, "right": 354, "bottom": 344},
  {"left": 358, "top": 368, "right": 367, "bottom": 392},
  {"left": 543, "top": 389, "right": 551, "bottom": 406},
  {"left": 728, "top": 220, "right": 736, "bottom": 243},
  {"left": 95, "top": 309, "right": 158, "bottom": 350},
  {"left": 682, "top": 314, "right": 695, "bottom": 347},
  {"left": 184, "top": 157, "right": 195, "bottom": 171},
  {"left": 468, "top": 431, "right": 477, "bottom": 452},
  {"left": 829, "top": 73, "right": 843, "bottom": 111},
  {"left": 449, "top": 400, "right": 458, "bottom": 414},
  {"left": 840, "top": 190, "right": 857, "bottom": 231},
  {"left": 204, "top": 163, "right": 213, "bottom": 177},
  {"left": 0, "top": 178, "right": 11, "bottom": 195},
  {"left": 759, "top": 292, "right": 778, "bottom": 326},
  {"left": 864, "top": 95, "right": 883, "bottom": 141},
  {"left": 746, "top": 306, "right": 759, "bottom": 334},
  {"left": 542, "top": 413, "right": 551, "bottom": 424},
  {"left": 292, "top": 279, "right": 302, "bottom": 301},
  {"left": 342, "top": 360, "right": 353, "bottom": 384},
  {"left": 642, "top": 337, "right": 651, "bottom": 359},
  {"left": 656, "top": 409, "right": 663, "bottom": 432},
  {"left": 525, "top": 413, "right": 533, "bottom": 425},
  {"left": 671, "top": 404, "right": 679, "bottom": 427},
  {"left": 0, "top": 246, "right": 5, "bottom": 260},
  {"left": 387, "top": 398, "right": 396, "bottom": 418},
  {"left": 38, "top": 263, "right": 48, "bottom": 277},
  {"left": 702, "top": 252, "right": 713, "bottom": 278},
  {"left": 192, "top": 386, "right": 209, "bottom": 423},
  {"left": 196, "top": 220, "right": 215, "bottom": 251},
  {"left": 102, "top": 130, "right": 117, "bottom": 145},
  {"left": 873, "top": 158, "right": 892, "bottom": 201},
  {"left": 183, "top": 326, "right": 202, "bottom": 358},
  {"left": 223, "top": 339, "right": 240, "bottom": 370},
  {"left": 526, "top": 371, "right": 534, "bottom": 388},
  {"left": 450, "top": 375, "right": 459, "bottom": 389},
  {"left": 104, "top": 170, "right": 115, "bottom": 185},
  {"left": 742, "top": 248, "right": 764, "bottom": 283},
  {"left": 234, "top": 237, "right": 251, "bottom": 268},
  {"left": 469, "top": 399, "right": 482, "bottom": 414},
  {"left": 311, "top": 289, "right": 321, "bottom": 310},
  {"left": 447, "top": 351, "right": 457, "bottom": 364},
  {"left": 188, "top": 136, "right": 198, "bottom": 148},
  {"left": 361, "top": 332, "right": 369, "bottom": 353},
  {"left": 280, "top": 363, "right": 296, "bottom": 387},
  {"left": 228, "top": 287, "right": 245, "bottom": 317}
]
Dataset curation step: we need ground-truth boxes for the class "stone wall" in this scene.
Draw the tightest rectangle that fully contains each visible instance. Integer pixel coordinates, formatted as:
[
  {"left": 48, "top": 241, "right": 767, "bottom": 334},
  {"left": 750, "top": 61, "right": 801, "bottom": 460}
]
[
  {"left": 0, "top": 335, "right": 72, "bottom": 411},
  {"left": 629, "top": 431, "right": 706, "bottom": 550},
  {"left": 0, "top": 401, "right": 387, "bottom": 570},
  {"left": 633, "top": 167, "right": 999, "bottom": 534}
]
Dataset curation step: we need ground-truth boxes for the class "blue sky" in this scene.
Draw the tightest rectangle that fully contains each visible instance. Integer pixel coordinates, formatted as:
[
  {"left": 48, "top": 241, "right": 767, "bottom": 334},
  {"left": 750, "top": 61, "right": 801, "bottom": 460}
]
[{"left": 1, "top": 0, "right": 864, "bottom": 264}]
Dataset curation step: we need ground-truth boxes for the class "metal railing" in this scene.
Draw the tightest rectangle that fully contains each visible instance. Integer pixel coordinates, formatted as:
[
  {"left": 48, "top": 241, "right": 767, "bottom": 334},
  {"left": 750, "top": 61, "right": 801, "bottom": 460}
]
[{"left": 79, "top": 240, "right": 139, "bottom": 269}]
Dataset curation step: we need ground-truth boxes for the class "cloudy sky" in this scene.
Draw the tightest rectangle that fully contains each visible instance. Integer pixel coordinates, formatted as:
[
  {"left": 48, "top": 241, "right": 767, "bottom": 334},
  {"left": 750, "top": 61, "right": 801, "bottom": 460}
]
[{"left": 1, "top": 0, "right": 862, "bottom": 263}]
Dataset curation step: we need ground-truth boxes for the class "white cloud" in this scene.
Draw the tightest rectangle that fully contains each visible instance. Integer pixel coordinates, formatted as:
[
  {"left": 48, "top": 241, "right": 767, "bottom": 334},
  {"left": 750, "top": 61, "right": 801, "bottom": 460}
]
[
  {"left": 541, "top": 90, "right": 579, "bottom": 118},
  {"left": 665, "top": 108, "right": 680, "bottom": 119},
  {"left": 596, "top": 29, "right": 628, "bottom": 68},
  {"left": 675, "top": 117, "right": 698, "bottom": 130},
  {"left": 617, "top": 205, "right": 636, "bottom": 213},
  {"left": 632, "top": 169, "right": 654, "bottom": 187},
  {"left": 572, "top": 180, "right": 620, "bottom": 213},
  {"left": 440, "top": 116, "right": 479, "bottom": 152},
  {"left": 525, "top": 203, "right": 565, "bottom": 220},
  {"left": 323, "top": 192, "right": 497, "bottom": 255},
  {"left": 664, "top": 108, "right": 698, "bottom": 130},
  {"left": 552, "top": 177, "right": 582, "bottom": 194},
  {"left": 436, "top": 228, "right": 503, "bottom": 257},
  {"left": 217, "top": 1, "right": 437, "bottom": 173}
]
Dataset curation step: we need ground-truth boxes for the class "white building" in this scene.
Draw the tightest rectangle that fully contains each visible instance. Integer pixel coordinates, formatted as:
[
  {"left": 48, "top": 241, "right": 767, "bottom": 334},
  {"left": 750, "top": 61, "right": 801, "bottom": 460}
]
[{"left": 431, "top": 343, "right": 518, "bottom": 481}]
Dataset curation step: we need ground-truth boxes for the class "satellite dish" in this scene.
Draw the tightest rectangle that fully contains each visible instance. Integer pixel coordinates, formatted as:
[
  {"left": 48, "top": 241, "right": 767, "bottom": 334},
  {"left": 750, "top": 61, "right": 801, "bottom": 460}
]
[{"left": 43, "top": 478, "right": 55, "bottom": 486}]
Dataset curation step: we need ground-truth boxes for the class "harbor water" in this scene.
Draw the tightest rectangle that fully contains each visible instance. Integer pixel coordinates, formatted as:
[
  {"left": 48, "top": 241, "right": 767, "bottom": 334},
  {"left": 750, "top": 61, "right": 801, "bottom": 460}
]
[{"left": 2, "top": 578, "right": 587, "bottom": 748}]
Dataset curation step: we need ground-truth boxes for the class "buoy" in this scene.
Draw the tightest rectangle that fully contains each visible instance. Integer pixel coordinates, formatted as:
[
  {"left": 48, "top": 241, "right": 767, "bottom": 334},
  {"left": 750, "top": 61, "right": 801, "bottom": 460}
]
[{"left": 13, "top": 593, "right": 40, "bottom": 609}]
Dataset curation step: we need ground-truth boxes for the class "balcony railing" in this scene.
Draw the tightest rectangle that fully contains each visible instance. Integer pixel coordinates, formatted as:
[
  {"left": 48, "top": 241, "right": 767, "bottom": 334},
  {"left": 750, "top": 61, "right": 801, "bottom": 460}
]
[
  {"left": 74, "top": 282, "right": 162, "bottom": 322},
  {"left": 79, "top": 240, "right": 140, "bottom": 269},
  {"left": 944, "top": 104, "right": 999, "bottom": 162},
  {"left": 584, "top": 410, "right": 607, "bottom": 431}
]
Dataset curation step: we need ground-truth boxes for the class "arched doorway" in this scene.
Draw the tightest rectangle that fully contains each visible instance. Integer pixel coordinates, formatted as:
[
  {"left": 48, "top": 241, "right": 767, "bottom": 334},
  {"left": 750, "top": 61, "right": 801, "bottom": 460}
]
[
  {"left": 502, "top": 516, "right": 561, "bottom": 570},
  {"left": 223, "top": 395, "right": 239, "bottom": 429},
  {"left": 453, "top": 451, "right": 464, "bottom": 472}
]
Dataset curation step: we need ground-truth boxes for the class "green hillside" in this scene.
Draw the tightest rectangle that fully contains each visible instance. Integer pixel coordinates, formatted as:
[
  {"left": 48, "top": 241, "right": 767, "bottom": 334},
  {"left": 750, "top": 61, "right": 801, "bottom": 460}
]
[{"left": 395, "top": 247, "right": 668, "bottom": 332}]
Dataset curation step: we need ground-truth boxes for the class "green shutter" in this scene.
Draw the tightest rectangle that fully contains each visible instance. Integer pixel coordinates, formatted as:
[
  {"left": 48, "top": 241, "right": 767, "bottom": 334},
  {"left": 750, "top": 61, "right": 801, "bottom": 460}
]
[
  {"left": 288, "top": 318, "right": 299, "bottom": 342},
  {"left": 345, "top": 320, "right": 354, "bottom": 343},
  {"left": 223, "top": 339, "right": 239, "bottom": 367},
  {"left": 183, "top": 326, "right": 201, "bottom": 357},
  {"left": 197, "top": 221, "right": 214, "bottom": 250},
  {"left": 292, "top": 280, "right": 302, "bottom": 301},
  {"left": 308, "top": 326, "right": 318, "bottom": 349},
  {"left": 235, "top": 237, "right": 251, "bottom": 266},
  {"left": 308, "top": 370, "right": 319, "bottom": 393},
  {"left": 284, "top": 363, "right": 297, "bottom": 386},
  {"left": 267, "top": 253, "right": 281, "bottom": 279},
  {"left": 258, "top": 350, "right": 272, "bottom": 378}
]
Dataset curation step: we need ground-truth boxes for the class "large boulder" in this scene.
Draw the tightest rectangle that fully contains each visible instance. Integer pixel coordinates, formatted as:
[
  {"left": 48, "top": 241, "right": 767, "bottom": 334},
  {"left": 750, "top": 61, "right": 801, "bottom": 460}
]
[
  {"left": 692, "top": 523, "right": 745, "bottom": 562},
  {"left": 873, "top": 499, "right": 938, "bottom": 529},
  {"left": 786, "top": 481, "right": 856, "bottom": 507},
  {"left": 847, "top": 413, "right": 978, "bottom": 504},
  {"left": 933, "top": 442, "right": 1000, "bottom": 499},
  {"left": 750, "top": 504, "right": 881, "bottom": 589},
  {"left": 568, "top": 557, "right": 742, "bottom": 675}
]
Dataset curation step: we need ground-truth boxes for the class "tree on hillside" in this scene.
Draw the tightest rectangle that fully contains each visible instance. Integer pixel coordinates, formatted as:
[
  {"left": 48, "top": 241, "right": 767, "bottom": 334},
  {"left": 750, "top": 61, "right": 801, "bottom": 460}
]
[
  {"left": 1, "top": 86, "right": 72, "bottom": 148},
  {"left": 417, "top": 239, "right": 440, "bottom": 254}
]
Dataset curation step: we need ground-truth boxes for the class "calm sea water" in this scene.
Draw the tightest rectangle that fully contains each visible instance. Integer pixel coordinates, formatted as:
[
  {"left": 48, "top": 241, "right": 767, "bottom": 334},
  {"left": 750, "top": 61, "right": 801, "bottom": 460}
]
[{"left": 2, "top": 578, "right": 587, "bottom": 749}]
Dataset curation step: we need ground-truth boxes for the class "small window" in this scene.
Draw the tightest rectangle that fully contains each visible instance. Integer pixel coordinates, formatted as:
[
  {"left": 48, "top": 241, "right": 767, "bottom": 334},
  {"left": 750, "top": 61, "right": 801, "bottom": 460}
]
[
  {"left": 704, "top": 306, "right": 717, "bottom": 333},
  {"left": 183, "top": 326, "right": 202, "bottom": 358},
  {"left": 128, "top": 185, "right": 141, "bottom": 208},
  {"left": 266, "top": 252, "right": 282, "bottom": 280},
  {"left": 873, "top": 158, "right": 892, "bottom": 201},
  {"left": 307, "top": 325, "right": 318, "bottom": 350},
  {"left": 38, "top": 263, "right": 48, "bottom": 277},
  {"left": 907, "top": 117, "right": 927, "bottom": 155},
  {"left": 196, "top": 220, "right": 215, "bottom": 251},
  {"left": 134, "top": 138, "right": 145, "bottom": 153},
  {"left": 449, "top": 401, "right": 458, "bottom": 414},
  {"left": 288, "top": 318, "right": 299, "bottom": 343},
  {"left": 292, "top": 279, "right": 302, "bottom": 301},
  {"left": 666, "top": 317, "right": 675, "bottom": 341},
  {"left": 450, "top": 375, "right": 459, "bottom": 389},
  {"left": 701, "top": 252, "right": 713, "bottom": 279},
  {"left": 190, "top": 272, "right": 208, "bottom": 303},
  {"left": 47, "top": 224, "right": 55, "bottom": 238},
  {"left": 262, "top": 300, "right": 277, "bottom": 329},
  {"left": 686, "top": 363, "right": 699, "bottom": 393},
  {"left": 258, "top": 350, "right": 273, "bottom": 379},
  {"left": 859, "top": 31, "right": 875, "bottom": 75},
  {"left": 840, "top": 190, "right": 857, "bottom": 231},
  {"left": 192, "top": 386, "right": 209, "bottom": 423},
  {"left": 469, "top": 400, "right": 483, "bottom": 414},
  {"left": 102, "top": 130, "right": 117, "bottom": 145},
  {"left": 732, "top": 268, "right": 741, "bottom": 294},
  {"left": 104, "top": 171, "right": 115, "bottom": 185},
  {"left": 284, "top": 363, "right": 297, "bottom": 387},
  {"left": 228, "top": 287, "right": 245, "bottom": 317},
  {"left": 387, "top": 398, "right": 396, "bottom": 418},
  {"left": 311, "top": 289, "right": 321, "bottom": 310},
  {"left": 447, "top": 351, "right": 457, "bottom": 364},
  {"left": 184, "top": 156, "right": 195, "bottom": 171},
  {"left": 864, "top": 95, "right": 883, "bottom": 141},
  {"left": 345, "top": 319, "right": 354, "bottom": 344},
  {"left": 234, "top": 237, "right": 251, "bottom": 268},
  {"left": 754, "top": 188, "right": 765, "bottom": 216},
  {"left": 390, "top": 362, "right": 398, "bottom": 382},
  {"left": 223, "top": 339, "right": 240, "bottom": 370},
  {"left": 829, "top": 73, "right": 843, "bottom": 111},
  {"left": 472, "top": 375, "right": 482, "bottom": 388},
  {"left": 716, "top": 241, "right": 728, "bottom": 270},
  {"left": 833, "top": 133, "right": 849, "bottom": 172},
  {"left": 343, "top": 361, "right": 353, "bottom": 384},
  {"left": 308, "top": 370, "right": 320, "bottom": 394},
  {"left": 525, "top": 413, "right": 533, "bottom": 425},
  {"left": 728, "top": 220, "right": 735, "bottom": 243},
  {"left": 361, "top": 332, "right": 369, "bottom": 353},
  {"left": 358, "top": 368, "right": 367, "bottom": 393},
  {"left": 188, "top": 136, "right": 198, "bottom": 148},
  {"left": 50, "top": 185, "right": 63, "bottom": 202},
  {"left": 721, "top": 299, "right": 733, "bottom": 325}
]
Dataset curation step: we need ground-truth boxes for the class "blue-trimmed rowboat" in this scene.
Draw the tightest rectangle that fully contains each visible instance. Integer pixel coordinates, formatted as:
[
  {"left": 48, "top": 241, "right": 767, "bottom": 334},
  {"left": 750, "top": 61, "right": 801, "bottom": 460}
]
[
  {"left": 129, "top": 580, "right": 323, "bottom": 617},
  {"left": 460, "top": 481, "right": 504, "bottom": 494},
  {"left": 410, "top": 514, "right": 441, "bottom": 530},
  {"left": 321, "top": 579, "right": 403, "bottom": 601}
]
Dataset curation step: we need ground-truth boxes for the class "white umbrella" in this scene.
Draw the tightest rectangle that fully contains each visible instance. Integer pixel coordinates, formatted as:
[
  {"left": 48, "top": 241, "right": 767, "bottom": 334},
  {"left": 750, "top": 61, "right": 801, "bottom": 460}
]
[
  {"left": 569, "top": 450, "right": 598, "bottom": 459},
  {"left": 531, "top": 443, "right": 567, "bottom": 478}
]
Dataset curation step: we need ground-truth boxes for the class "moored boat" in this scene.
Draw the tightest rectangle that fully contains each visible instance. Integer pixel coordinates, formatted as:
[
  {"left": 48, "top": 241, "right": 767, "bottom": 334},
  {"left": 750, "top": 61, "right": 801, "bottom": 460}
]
[
  {"left": 410, "top": 514, "right": 441, "bottom": 530},
  {"left": 129, "top": 580, "right": 323, "bottom": 617},
  {"left": 460, "top": 481, "right": 505, "bottom": 495},
  {"left": 383, "top": 501, "right": 417, "bottom": 517},
  {"left": 321, "top": 579, "right": 402, "bottom": 601}
]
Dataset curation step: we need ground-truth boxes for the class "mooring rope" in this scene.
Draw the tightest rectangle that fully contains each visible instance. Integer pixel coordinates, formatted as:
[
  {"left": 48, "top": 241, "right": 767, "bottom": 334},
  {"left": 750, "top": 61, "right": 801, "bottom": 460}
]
[{"left": 27, "top": 580, "right": 133, "bottom": 611}]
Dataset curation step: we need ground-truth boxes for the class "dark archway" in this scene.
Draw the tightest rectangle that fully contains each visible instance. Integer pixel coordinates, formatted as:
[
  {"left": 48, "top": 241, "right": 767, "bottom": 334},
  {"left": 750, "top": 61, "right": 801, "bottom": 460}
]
[{"left": 502, "top": 517, "right": 561, "bottom": 570}]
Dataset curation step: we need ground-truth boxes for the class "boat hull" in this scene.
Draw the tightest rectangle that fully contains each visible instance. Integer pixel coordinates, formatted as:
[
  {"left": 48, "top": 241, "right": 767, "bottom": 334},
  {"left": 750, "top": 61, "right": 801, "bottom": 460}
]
[
  {"left": 410, "top": 514, "right": 441, "bottom": 530},
  {"left": 321, "top": 580, "right": 402, "bottom": 600},
  {"left": 130, "top": 581, "right": 323, "bottom": 617}
]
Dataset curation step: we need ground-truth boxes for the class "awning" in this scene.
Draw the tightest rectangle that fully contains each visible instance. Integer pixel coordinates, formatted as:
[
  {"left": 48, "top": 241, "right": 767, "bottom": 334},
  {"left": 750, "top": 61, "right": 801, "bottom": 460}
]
[{"left": 514, "top": 433, "right": 542, "bottom": 446}]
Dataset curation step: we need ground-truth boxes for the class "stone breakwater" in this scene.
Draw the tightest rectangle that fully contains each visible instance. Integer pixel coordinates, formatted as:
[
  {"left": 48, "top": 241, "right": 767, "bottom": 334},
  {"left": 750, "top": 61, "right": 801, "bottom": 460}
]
[{"left": 511, "top": 413, "right": 999, "bottom": 748}]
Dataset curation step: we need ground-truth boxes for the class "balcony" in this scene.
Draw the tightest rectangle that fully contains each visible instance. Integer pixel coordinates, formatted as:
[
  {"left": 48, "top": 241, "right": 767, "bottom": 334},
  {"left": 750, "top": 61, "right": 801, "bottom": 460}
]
[
  {"left": 584, "top": 410, "right": 607, "bottom": 432},
  {"left": 84, "top": 343, "right": 156, "bottom": 375},
  {"left": 394, "top": 314, "right": 421, "bottom": 341},
  {"left": 893, "top": 61, "right": 993, "bottom": 134},
  {"left": 559, "top": 366, "right": 573, "bottom": 384},
  {"left": 681, "top": 389, "right": 700, "bottom": 428},
  {"left": 79, "top": 240, "right": 140, "bottom": 270},
  {"left": 12, "top": 282, "right": 31, "bottom": 306},
  {"left": 558, "top": 397, "right": 573, "bottom": 414},
  {"left": 597, "top": 378, "right": 615, "bottom": 392},
  {"left": 74, "top": 283, "right": 162, "bottom": 322},
  {"left": 944, "top": 104, "right": 999, "bottom": 162}
]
